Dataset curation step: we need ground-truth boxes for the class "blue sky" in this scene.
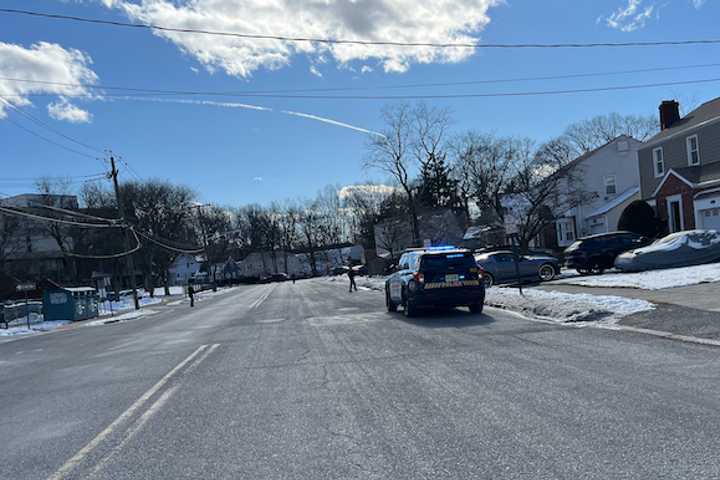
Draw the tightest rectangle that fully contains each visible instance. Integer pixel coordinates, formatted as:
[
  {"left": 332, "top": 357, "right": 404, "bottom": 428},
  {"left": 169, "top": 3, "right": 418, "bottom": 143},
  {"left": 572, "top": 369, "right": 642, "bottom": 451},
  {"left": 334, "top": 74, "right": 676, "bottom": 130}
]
[{"left": 1, "top": 0, "right": 720, "bottom": 206}]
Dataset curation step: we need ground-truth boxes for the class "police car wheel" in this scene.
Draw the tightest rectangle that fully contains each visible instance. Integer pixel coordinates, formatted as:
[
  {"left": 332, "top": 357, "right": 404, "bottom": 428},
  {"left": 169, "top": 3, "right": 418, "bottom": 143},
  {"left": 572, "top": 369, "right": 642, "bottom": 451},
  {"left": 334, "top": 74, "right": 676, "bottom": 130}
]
[
  {"left": 386, "top": 290, "right": 398, "bottom": 312},
  {"left": 469, "top": 303, "right": 484, "bottom": 314},
  {"left": 404, "top": 300, "right": 417, "bottom": 318}
]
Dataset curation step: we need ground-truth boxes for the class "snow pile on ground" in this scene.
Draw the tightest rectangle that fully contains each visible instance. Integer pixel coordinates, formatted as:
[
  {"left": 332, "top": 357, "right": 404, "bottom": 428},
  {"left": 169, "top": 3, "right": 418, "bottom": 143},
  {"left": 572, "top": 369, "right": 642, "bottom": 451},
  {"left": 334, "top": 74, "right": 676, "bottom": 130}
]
[
  {"left": 486, "top": 287, "right": 654, "bottom": 323},
  {"left": 0, "top": 320, "right": 71, "bottom": 337},
  {"left": 86, "top": 308, "right": 160, "bottom": 327},
  {"left": 550, "top": 262, "right": 720, "bottom": 290}
]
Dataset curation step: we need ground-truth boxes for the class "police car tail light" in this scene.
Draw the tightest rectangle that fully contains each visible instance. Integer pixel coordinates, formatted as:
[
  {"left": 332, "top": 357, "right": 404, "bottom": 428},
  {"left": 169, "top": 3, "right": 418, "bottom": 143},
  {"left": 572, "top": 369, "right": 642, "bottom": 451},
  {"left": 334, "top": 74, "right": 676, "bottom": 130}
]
[{"left": 413, "top": 272, "right": 425, "bottom": 284}]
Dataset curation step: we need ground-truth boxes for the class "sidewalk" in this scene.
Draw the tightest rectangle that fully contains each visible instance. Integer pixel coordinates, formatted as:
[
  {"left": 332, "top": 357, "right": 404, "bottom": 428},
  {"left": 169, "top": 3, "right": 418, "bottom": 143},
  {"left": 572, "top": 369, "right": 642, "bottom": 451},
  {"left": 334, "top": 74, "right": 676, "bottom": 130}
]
[{"left": 537, "top": 281, "right": 720, "bottom": 341}]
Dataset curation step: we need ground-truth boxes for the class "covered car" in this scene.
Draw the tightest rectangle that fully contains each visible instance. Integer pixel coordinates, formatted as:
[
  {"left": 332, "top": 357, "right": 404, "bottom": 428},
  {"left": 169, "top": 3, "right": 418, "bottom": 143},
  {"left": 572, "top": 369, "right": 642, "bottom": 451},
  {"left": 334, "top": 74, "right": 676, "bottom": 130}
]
[{"left": 614, "top": 230, "right": 720, "bottom": 272}]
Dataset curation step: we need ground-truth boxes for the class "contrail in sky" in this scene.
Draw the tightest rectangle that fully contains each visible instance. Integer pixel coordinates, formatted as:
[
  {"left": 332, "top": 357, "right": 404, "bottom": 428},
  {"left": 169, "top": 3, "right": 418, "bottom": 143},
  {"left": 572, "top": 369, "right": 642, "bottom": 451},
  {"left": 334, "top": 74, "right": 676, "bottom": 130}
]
[{"left": 112, "top": 96, "right": 384, "bottom": 137}]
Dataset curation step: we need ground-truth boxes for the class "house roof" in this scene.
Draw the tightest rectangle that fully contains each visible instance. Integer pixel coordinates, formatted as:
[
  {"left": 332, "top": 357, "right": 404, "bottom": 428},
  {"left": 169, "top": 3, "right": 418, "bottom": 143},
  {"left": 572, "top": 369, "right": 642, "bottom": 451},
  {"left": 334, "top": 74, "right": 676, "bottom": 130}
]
[
  {"left": 587, "top": 186, "right": 640, "bottom": 218},
  {"left": 645, "top": 97, "right": 720, "bottom": 146},
  {"left": 671, "top": 162, "right": 720, "bottom": 184}
]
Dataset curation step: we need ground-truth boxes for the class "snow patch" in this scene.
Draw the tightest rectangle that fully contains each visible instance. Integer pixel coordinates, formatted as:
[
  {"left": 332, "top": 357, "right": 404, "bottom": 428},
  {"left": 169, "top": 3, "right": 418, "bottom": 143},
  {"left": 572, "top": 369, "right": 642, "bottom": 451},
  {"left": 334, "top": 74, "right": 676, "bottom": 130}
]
[
  {"left": 0, "top": 320, "right": 71, "bottom": 337},
  {"left": 551, "top": 262, "right": 720, "bottom": 290},
  {"left": 486, "top": 288, "right": 654, "bottom": 323}
]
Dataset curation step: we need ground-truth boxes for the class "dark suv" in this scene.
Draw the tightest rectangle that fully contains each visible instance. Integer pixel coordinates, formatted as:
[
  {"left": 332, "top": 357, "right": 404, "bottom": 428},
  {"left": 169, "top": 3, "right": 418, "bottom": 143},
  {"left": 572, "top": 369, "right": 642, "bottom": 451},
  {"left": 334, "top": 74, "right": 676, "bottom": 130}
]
[
  {"left": 385, "top": 247, "right": 485, "bottom": 317},
  {"left": 564, "top": 231, "right": 650, "bottom": 275}
]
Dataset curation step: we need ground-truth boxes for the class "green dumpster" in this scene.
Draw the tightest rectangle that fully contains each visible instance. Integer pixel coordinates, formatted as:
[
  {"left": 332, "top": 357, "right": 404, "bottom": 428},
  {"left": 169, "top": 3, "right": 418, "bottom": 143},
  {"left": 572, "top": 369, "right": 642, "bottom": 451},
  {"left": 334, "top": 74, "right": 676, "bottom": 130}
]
[{"left": 43, "top": 287, "right": 99, "bottom": 322}]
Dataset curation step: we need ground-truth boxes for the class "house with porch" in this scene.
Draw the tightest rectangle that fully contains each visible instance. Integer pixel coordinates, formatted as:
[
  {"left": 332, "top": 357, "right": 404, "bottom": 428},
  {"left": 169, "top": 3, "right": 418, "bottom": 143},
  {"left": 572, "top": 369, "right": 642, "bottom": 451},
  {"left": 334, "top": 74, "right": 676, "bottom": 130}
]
[{"left": 638, "top": 98, "right": 720, "bottom": 232}]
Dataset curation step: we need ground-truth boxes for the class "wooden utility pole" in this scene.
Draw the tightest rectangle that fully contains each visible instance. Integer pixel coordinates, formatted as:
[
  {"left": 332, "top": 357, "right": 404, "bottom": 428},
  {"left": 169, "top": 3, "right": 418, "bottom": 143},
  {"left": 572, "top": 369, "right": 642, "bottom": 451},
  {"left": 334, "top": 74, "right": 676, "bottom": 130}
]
[{"left": 110, "top": 156, "right": 140, "bottom": 310}]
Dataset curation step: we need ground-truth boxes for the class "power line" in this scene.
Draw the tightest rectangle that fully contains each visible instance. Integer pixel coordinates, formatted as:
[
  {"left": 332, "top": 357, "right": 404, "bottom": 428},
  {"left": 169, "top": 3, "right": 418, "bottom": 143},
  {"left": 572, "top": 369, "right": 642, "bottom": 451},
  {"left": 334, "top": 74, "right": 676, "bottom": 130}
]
[
  {"left": 0, "top": 206, "right": 124, "bottom": 228},
  {"left": 5, "top": 75, "right": 720, "bottom": 103},
  {"left": 0, "top": 96, "right": 104, "bottom": 155},
  {"left": 65, "top": 229, "right": 142, "bottom": 259},
  {"left": 4, "top": 62, "right": 720, "bottom": 95},
  {"left": 0, "top": 173, "right": 106, "bottom": 181},
  {"left": 134, "top": 229, "right": 205, "bottom": 254},
  {"left": 0, "top": 113, "right": 104, "bottom": 161},
  {"left": 3, "top": 8, "right": 720, "bottom": 50}
]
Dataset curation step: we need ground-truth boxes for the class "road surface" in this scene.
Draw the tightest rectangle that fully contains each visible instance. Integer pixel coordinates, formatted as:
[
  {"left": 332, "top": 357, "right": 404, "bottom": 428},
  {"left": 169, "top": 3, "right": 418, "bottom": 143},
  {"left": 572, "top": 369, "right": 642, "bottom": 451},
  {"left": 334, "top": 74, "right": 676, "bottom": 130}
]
[{"left": 2, "top": 279, "right": 720, "bottom": 479}]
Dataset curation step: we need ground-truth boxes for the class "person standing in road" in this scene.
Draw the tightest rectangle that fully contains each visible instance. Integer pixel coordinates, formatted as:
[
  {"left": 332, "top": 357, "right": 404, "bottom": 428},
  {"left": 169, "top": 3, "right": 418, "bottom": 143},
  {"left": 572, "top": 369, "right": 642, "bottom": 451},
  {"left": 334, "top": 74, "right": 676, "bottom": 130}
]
[
  {"left": 188, "top": 283, "right": 195, "bottom": 307},
  {"left": 347, "top": 265, "right": 357, "bottom": 293}
]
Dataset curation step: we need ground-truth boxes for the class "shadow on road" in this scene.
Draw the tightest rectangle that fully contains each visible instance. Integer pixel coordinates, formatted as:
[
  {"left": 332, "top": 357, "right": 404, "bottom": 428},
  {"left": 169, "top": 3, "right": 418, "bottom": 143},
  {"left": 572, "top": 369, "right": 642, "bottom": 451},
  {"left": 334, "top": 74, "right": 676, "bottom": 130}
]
[{"left": 393, "top": 307, "right": 495, "bottom": 329}]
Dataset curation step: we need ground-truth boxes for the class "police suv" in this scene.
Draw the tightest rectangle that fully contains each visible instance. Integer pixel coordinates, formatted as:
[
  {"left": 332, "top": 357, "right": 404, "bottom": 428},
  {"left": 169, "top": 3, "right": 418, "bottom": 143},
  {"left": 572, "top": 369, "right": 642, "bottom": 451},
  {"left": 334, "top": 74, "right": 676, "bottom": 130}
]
[{"left": 385, "top": 247, "right": 486, "bottom": 317}]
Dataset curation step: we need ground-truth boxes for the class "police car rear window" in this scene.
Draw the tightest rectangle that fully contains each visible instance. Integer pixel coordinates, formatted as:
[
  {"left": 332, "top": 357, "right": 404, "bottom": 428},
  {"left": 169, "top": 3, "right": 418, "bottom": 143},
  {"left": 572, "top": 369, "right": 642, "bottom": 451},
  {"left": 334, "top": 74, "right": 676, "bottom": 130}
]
[{"left": 420, "top": 254, "right": 475, "bottom": 272}]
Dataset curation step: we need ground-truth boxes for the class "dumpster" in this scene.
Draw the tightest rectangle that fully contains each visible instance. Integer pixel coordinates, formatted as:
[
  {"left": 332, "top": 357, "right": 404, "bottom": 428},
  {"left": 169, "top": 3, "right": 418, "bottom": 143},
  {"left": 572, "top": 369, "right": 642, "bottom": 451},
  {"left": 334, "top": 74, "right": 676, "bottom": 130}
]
[{"left": 43, "top": 287, "right": 99, "bottom": 322}]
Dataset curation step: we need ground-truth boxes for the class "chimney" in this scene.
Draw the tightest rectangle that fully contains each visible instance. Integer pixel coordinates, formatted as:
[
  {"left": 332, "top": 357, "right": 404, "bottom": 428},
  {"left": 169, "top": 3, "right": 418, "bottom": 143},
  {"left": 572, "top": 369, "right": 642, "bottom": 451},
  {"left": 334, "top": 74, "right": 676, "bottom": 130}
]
[{"left": 659, "top": 100, "right": 681, "bottom": 130}]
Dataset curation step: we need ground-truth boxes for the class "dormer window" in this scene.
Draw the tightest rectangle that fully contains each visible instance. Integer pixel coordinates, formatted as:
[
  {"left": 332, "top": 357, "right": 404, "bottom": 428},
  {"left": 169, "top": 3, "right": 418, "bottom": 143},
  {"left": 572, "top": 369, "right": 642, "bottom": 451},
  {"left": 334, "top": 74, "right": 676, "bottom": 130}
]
[{"left": 686, "top": 135, "right": 700, "bottom": 166}]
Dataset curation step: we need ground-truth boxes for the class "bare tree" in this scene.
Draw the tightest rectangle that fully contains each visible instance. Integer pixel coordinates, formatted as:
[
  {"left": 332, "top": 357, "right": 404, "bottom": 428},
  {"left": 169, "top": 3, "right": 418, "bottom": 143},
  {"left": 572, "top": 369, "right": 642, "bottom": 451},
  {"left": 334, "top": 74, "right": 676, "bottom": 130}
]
[
  {"left": 0, "top": 213, "right": 22, "bottom": 272},
  {"left": 122, "top": 181, "right": 197, "bottom": 294},
  {"left": 341, "top": 183, "right": 394, "bottom": 248},
  {"left": 451, "top": 133, "right": 517, "bottom": 227},
  {"left": 563, "top": 113, "right": 658, "bottom": 155},
  {"left": 80, "top": 181, "right": 116, "bottom": 209},
  {"left": 34, "top": 177, "right": 78, "bottom": 281},
  {"left": 508, "top": 138, "right": 595, "bottom": 250},
  {"left": 365, "top": 104, "right": 420, "bottom": 244}
]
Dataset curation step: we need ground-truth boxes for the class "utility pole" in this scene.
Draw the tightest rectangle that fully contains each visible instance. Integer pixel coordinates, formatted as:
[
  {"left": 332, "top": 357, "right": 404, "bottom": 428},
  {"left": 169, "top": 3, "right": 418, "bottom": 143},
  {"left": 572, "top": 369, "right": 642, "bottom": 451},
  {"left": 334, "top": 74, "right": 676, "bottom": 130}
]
[
  {"left": 191, "top": 204, "right": 217, "bottom": 292},
  {"left": 110, "top": 156, "right": 140, "bottom": 310}
]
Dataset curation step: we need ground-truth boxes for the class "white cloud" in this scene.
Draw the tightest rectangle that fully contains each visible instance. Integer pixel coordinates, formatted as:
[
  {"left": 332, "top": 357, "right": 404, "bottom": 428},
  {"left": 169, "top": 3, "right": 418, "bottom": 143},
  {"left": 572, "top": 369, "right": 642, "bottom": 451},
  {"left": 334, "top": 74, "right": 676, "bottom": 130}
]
[
  {"left": 360, "top": 65, "right": 374, "bottom": 74},
  {"left": 309, "top": 65, "right": 323, "bottom": 78},
  {"left": 103, "top": 0, "right": 500, "bottom": 77},
  {"left": 603, "top": 0, "right": 707, "bottom": 31},
  {"left": 605, "top": 0, "right": 655, "bottom": 32},
  {"left": 252, "top": 176, "right": 263, "bottom": 183},
  {"left": 0, "top": 41, "right": 98, "bottom": 120},
  {"left": 47, "top": 97, "right": 92, "bottom": 123}
]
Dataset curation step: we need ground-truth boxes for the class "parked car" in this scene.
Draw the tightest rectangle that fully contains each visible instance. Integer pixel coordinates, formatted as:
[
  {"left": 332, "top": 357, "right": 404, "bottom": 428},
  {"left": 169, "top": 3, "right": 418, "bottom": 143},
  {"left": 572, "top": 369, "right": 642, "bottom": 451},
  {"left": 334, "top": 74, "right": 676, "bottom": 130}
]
[
  {"left": 564, "top": 231, "right": 650, "bottom": 275},
  {"left": 615, "top": 230, "right": 720, "bottom": 272},
  {"left": 331, "top": 266, "right": 349, "bottom": 276},
  {"left": 474, "top": 251, "right": 560, "bottom": 288},
  {"left": 385, "top": 247, "right": 485, "bottom": 317},
  {"left": 270, "top": 273, "right": 289, "bottom": 282}
]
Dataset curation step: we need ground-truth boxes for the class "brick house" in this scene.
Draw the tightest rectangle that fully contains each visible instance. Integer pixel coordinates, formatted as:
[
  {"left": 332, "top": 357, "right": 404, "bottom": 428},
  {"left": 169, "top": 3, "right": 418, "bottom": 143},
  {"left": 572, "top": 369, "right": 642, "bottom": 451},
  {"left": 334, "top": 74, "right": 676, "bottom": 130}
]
[{"left": 639, "top": 98, "right": 720, "bottom": 232}]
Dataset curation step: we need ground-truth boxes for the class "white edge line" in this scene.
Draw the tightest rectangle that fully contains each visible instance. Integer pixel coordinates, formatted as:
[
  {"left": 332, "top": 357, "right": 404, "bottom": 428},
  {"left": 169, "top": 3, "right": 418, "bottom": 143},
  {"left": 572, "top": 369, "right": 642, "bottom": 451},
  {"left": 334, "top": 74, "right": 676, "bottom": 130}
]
[{"left": 48, "top": 344, "right": 209, "bottom": 480}]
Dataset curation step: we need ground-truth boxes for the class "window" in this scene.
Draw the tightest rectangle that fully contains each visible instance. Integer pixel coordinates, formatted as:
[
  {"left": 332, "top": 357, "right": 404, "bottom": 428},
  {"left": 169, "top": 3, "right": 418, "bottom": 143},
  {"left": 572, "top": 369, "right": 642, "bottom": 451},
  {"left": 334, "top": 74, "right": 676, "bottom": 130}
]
[
  {"left": 605, "top": 175, "right": 617, "bottom": 195},
  {"left": 653, "top": 147, "right": 665, "bottom": 177},
  {"left": 556, "top": 218, "right": 576, "bottom": 246},
  {"left": 686, "top": 135, "right": 700, "bottom": 166}
]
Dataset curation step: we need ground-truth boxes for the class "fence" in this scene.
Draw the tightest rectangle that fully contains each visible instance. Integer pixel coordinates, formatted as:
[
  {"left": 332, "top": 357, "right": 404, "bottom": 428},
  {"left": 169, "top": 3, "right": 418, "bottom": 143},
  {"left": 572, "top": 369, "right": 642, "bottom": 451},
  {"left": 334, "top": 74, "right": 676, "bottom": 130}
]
[{"left": 1, "top": 301, "right": 44, "bottom": 328}]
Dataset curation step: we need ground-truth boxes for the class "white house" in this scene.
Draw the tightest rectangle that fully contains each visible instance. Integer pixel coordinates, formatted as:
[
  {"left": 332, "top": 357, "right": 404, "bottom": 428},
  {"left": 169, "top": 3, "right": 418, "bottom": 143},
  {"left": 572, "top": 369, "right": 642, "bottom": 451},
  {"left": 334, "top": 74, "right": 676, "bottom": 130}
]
[
  {"left": 554, "top": 135, "right": 644, "bottom": 247},
  {"left": 168, "top": 254, "right": 205, "bottom": 285}
]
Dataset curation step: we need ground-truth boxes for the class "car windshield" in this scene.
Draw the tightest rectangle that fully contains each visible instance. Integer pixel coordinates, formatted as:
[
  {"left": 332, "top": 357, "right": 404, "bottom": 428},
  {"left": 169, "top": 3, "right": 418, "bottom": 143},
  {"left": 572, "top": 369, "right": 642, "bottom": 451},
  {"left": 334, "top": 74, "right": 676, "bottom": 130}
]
[{"left": 421, "top": 253, "right": 476, "bottom": 272}]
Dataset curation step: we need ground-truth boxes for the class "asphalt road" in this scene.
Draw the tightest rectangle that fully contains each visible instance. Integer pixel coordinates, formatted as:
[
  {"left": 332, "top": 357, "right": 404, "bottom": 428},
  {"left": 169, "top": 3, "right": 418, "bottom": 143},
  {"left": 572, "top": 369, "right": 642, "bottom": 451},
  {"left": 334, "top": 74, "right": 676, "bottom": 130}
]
[{"left": 2, "top": 279, "right": 720, "bottom": 479}]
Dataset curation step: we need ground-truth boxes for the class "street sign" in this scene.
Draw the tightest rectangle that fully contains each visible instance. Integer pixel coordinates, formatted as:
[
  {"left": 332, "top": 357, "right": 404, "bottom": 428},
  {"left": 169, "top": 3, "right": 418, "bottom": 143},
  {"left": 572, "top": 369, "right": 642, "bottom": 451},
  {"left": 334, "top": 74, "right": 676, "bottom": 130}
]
[{"left": 16, "top": 283, "right": 36, "bottom": 292}]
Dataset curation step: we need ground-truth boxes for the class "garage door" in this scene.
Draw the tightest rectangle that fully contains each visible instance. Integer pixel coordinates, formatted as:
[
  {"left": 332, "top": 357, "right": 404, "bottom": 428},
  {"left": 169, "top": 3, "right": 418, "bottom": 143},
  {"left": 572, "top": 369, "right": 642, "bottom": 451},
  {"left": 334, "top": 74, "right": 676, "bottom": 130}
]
[{"left": 699, "top": 207, "right": 720, "bottom": 230}]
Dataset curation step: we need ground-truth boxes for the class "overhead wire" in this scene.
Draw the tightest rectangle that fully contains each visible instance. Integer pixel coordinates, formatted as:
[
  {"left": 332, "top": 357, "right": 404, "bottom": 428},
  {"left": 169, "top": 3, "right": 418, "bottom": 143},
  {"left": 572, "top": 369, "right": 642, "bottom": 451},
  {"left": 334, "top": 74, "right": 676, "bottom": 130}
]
[
  {"left": 3, "top": 8, "right": 720, "bottom": 49},
  {"left": 64, "top": 229, "right": 142, "bottom": 259},
  {"left": 0, "top": 205, "right": 124, "bottom": 228},
  {"left": 133, "top": 229, "right": 205, "bottom": 254},
  {"left": 0, "top": 111, "right": 103, "bottom": 161},
  {"left": 0, "top": 95, "right": 104, "bottom": 155},
  {"left": 3, "top": 62, "right": 720, "bottom": 95}
]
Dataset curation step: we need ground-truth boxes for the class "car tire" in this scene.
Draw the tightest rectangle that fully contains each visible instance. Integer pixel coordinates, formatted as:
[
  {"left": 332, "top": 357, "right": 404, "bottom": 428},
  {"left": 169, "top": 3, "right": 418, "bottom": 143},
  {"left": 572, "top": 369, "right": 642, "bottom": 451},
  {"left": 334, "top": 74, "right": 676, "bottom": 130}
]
[
  {"left": 469, "top": 302, "right": 484, "bottom": 314},
  {"left": 386, "top": 289, "right": 397, "bottom": 313},
  {"left": 404, "top": 299, "right": 417, "bottom": 318},
  {"left": 590, "top": 263, "right": 605, "bottom": 275},
  {"left": 538, "top": 264, "right": 556, "bottom": 282},
  {"left": 482, "top": 273, "right": 494, "bottom": 288}
]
